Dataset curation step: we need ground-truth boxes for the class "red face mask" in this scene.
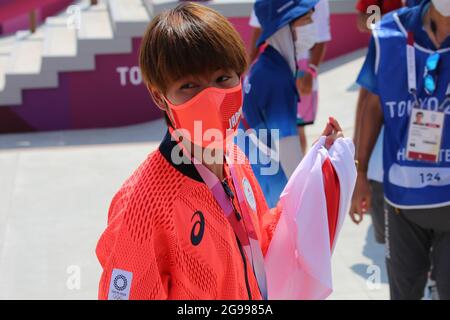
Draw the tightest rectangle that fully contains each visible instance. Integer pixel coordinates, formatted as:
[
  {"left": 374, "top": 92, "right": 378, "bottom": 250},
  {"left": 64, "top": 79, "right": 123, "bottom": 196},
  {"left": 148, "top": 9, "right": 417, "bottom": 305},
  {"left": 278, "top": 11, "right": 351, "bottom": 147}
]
[{"left": 165, "top": 83, "right": 243, "bottom": 149}]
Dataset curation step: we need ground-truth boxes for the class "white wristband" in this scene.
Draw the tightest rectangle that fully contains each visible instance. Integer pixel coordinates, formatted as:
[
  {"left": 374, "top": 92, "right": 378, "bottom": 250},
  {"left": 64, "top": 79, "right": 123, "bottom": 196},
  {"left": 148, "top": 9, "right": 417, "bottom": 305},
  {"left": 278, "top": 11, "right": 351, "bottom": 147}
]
[{"left": 308, "top": 63, "right": 318, "bottom": 73}]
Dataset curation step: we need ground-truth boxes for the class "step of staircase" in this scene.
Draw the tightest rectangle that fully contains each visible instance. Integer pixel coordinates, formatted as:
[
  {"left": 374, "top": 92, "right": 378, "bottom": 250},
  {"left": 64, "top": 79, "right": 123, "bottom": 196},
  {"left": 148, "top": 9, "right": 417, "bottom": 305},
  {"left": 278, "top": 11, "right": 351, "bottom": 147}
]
[
  {"left": 0, "top": 54, "right": 9, "bottom": 91},
  {"left": 77, "top": 2, "right": 131, "bottom": 55},
  {"left": 41, "top": 17, "right": 79, "bottom": 71},
  {"left": 109, "top": 0, "right": 150, "bottom": 37},
  {"left": 6, "top": 30, "right": 44, "bottom": 75},
  {"left": 78, "top": 3, "right": 113, "bottom": 40},
  {"left": 0, "top": 34, "right": 15, "bottom": 54},
  {"left": 0, "top": 30, "right": 61, "bottom": 106},
  {"left": 0, "top": 30, "right": 44, "bottom": 101},
  {"left": 43, "top": 17, "right": 77, "bottom": 58}
]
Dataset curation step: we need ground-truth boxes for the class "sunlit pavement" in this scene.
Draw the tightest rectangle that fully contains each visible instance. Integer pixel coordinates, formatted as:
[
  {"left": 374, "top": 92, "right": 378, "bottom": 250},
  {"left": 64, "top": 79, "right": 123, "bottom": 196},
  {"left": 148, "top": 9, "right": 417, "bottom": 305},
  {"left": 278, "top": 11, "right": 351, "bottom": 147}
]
[{"left": 0, "top": 49, "right": 389, "bottom": 300}]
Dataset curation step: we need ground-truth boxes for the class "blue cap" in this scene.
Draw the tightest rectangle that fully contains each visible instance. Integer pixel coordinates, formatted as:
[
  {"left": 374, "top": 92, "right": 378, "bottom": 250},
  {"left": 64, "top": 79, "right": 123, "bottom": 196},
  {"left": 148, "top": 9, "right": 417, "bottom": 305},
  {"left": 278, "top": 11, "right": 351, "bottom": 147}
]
[{"left": 255, "top": 0, "right": 319, "bottom": 47}]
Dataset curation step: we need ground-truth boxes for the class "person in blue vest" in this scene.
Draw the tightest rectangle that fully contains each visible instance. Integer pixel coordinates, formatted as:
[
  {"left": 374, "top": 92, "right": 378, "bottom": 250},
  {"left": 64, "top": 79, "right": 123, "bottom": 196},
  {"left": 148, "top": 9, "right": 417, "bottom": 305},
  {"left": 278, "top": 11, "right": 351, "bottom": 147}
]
[
  {"left": 238, "top": 0, "right": 342, "bottom": 208},
  {"left": 352, "top": 0, "right": 426, "bottom": 243},
  {"left": 351, "top": 0, "right": 450, "bottom": 299}
]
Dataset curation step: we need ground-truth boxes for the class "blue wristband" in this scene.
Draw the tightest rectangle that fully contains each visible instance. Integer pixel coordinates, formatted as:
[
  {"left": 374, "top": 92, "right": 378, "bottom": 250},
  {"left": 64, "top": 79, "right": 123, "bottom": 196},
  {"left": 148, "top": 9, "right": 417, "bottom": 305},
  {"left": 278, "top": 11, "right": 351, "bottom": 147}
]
[{"left": 295, "top": 70, "right": 305, "bottom": 79}]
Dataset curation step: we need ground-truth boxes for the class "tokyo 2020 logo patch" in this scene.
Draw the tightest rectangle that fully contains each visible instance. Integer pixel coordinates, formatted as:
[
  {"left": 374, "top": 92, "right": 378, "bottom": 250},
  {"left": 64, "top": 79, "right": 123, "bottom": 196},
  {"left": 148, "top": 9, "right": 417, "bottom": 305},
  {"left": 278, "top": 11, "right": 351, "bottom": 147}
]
[
  {"left": 113, "top": 274, "right": 128, "bottom": 291},
  {"left": 108, "top": 269, "right": 133, "bottom": 300}
]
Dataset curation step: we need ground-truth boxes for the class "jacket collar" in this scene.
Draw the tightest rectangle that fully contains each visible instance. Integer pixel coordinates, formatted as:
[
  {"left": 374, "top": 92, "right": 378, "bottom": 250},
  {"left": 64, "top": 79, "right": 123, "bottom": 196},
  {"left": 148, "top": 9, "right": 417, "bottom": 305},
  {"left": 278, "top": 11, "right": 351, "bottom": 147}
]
[{"left": 158, "top": 130, "right": 203, "bottom": 183}]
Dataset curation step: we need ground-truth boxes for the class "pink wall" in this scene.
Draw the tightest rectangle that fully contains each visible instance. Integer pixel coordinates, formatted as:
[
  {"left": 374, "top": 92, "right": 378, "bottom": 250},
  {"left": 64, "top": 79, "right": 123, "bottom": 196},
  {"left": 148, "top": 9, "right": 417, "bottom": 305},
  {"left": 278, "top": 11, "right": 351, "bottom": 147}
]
[
  {"left": 325, "top": 13, "right": 370, "bottom": 61},
  {"left": 0, "top": 0, "right": 73, "bottom": 35},
  {"left": 1, "top": 11, "right": 42, "bottom": 35}
]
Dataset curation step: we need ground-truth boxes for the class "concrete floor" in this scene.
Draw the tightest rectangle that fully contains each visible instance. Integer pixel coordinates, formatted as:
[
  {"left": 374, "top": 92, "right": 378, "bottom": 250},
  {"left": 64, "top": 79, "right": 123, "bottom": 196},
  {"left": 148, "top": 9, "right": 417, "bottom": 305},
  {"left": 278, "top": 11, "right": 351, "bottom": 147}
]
[{"left": 0, "top": 49, "right": 390, "bottom": 300}]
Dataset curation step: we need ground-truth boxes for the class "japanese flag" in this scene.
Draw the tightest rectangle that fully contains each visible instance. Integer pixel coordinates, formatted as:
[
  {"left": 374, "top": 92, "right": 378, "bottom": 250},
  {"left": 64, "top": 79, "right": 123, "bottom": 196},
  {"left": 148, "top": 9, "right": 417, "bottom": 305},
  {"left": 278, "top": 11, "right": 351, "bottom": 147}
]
[{"left": 265, "top": 137, "right": 356, "bottom": 299}]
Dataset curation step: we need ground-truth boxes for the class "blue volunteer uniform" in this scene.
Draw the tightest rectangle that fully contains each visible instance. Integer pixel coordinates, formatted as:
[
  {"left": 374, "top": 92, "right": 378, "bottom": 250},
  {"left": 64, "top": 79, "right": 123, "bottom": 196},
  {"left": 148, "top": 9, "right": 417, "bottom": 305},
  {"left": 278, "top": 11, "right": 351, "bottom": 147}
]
[
  {"left": 357, "top": 0, "right": 450, "bottom": 209},
  {"left": 406, "top": 0, "right": 424, "bottom": 7},
  {"left": 357, "top": 0, "right": 450, "bottom": 300},
  {"left": 238, "top": 0, "right": 318, "bottom": 208},
  {"left": 239, "top": 46, "right": 299, "bottom": 208}
]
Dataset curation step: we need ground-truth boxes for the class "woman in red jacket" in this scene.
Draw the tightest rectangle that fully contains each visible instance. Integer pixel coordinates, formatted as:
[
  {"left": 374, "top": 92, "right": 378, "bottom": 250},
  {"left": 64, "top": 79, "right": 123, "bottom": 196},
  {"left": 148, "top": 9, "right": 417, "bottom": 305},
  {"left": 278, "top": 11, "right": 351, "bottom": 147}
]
[{"left": 96, "top": 2, "right": 343, "bottom": 300}]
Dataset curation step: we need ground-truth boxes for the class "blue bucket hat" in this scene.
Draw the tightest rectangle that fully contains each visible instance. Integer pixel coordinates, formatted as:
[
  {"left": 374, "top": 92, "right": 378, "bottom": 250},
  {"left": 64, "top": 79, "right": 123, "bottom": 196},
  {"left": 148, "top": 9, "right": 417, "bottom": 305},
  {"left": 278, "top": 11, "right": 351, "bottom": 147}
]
[{"left": 255, "top": 0, "right": 319, "bottom": 47}]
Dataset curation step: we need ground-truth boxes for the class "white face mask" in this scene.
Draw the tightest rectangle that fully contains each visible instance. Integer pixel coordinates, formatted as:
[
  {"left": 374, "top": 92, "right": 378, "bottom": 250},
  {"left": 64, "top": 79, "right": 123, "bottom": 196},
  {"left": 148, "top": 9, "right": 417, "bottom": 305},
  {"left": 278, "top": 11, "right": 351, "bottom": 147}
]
[
  {"left": 432, "top": 0, "right": 450, "bottom": 17},
  {"left": 294, "top": 23, "right": 317, "bottom": 56}
]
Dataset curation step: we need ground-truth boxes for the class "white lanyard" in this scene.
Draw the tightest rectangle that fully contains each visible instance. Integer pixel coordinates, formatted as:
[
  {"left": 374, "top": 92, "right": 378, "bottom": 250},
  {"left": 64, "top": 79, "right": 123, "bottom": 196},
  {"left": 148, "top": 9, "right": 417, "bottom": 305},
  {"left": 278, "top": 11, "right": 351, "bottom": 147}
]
[{"left": 406, "top": 33, "right": 417, "bottom": 94}]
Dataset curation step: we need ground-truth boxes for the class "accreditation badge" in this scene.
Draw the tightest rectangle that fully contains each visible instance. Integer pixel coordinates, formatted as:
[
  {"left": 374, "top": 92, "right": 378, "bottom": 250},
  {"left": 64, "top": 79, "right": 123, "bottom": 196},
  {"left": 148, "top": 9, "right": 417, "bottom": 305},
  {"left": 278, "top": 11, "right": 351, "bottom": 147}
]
[{"left": 406, "top": 108, "right": 445, "bottom": 163}]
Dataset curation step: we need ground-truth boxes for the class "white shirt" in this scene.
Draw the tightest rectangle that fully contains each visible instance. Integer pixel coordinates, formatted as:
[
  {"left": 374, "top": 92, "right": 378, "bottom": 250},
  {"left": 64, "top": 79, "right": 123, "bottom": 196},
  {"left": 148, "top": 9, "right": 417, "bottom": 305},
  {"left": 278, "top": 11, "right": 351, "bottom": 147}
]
[
  {"left": 367, "top": 127, "right": 384, "bottom": 183},
  {"left": 249, "top": 9, "right": 260, "bottom": 28}
]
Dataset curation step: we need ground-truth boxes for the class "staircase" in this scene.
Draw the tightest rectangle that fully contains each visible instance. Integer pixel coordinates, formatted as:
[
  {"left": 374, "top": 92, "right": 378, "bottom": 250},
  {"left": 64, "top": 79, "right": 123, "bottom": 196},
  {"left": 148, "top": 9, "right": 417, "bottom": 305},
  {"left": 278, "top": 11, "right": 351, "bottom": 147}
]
[{"left": 0, "top": 0, "right": 253, "bottom": 133}]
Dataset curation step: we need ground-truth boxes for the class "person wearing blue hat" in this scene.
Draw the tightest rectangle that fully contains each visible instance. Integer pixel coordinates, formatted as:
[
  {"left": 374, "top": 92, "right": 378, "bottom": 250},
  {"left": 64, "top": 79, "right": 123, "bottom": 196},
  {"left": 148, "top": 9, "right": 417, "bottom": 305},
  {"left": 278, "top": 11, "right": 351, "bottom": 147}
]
[
  {"left": 350, "top": 0, "right": 450, "bottom": 300},
  {"left": 237, "top": 0, "right": 341, "bottom": 208}
]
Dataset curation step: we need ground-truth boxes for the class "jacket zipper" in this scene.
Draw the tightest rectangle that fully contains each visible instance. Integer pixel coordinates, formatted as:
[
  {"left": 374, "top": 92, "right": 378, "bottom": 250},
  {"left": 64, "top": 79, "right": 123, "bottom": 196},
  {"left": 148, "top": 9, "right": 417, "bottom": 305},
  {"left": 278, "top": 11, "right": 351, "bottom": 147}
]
[
  {"left": 221, "top": 179, "right": 242, "bottom": 221},
  {"left": 222, "top": 179, "right": 252, "bottom": 300},
  {"left": 235, "top": 235, "right": 253, "bottom": 300}
]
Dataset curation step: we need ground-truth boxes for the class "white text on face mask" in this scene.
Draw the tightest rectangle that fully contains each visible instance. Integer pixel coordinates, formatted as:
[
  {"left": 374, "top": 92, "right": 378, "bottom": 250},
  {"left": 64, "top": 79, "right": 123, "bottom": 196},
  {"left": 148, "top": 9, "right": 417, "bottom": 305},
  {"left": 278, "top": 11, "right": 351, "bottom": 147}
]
[{"left": 228, "top": 110, "right": 242, "bottom": 130}]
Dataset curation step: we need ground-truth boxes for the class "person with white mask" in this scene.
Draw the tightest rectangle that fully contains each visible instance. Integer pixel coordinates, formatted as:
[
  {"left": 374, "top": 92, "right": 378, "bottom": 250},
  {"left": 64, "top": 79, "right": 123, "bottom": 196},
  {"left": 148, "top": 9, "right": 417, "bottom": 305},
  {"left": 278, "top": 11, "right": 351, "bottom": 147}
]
[
  {"left": 351, "top": 0, "right": 450, "bottom": 299},
  {"left": 295, "top": 0, "right": 331, "bottom": 156},
  {"left": 246, "top": 0, "right": 331, "bottom": 158},
  {"left": 238, "top": 0, "right": 341, "bottom": 208}
]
